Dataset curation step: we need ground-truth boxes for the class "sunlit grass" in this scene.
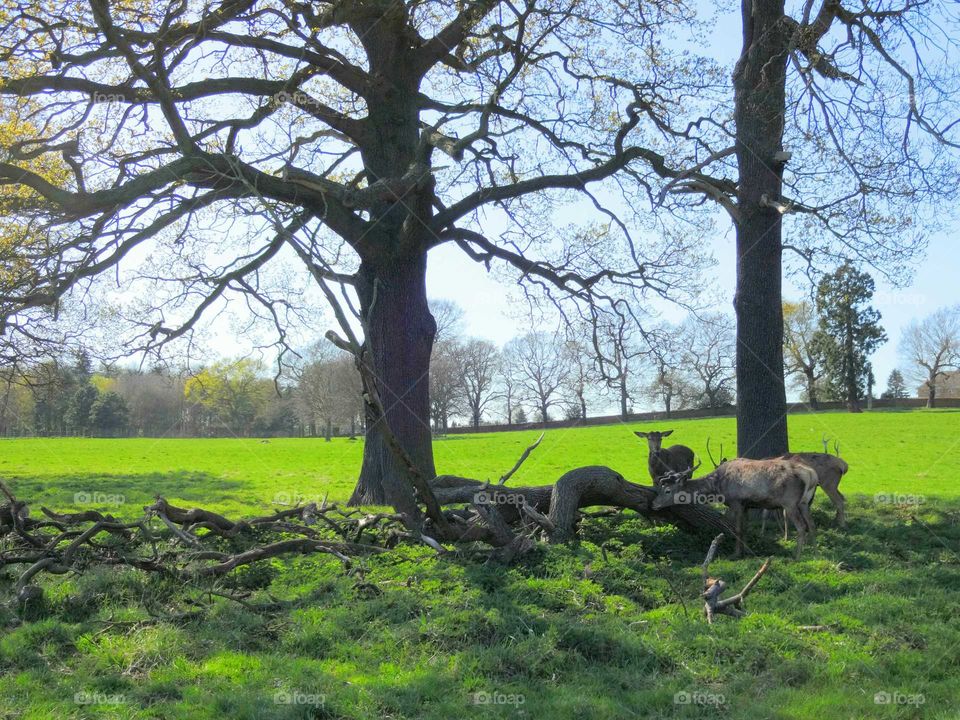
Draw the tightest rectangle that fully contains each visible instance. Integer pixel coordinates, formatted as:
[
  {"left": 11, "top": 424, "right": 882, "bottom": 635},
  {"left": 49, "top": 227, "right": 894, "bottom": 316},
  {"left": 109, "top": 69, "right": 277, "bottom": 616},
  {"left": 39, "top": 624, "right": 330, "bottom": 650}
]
[{"left": 0, "top": 408, "right": 958, "bottom": 718}]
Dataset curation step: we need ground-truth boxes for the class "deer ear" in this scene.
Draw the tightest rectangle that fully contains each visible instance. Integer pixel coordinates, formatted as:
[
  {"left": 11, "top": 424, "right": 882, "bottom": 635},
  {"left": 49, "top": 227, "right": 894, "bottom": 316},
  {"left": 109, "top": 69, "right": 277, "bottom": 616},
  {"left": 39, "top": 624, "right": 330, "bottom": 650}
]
[
  {"left": 634, "top": 431, "right": 648, "bottom": 438},
  {"left": 662, "top": 430, "right": 673, "bottom": 437}
]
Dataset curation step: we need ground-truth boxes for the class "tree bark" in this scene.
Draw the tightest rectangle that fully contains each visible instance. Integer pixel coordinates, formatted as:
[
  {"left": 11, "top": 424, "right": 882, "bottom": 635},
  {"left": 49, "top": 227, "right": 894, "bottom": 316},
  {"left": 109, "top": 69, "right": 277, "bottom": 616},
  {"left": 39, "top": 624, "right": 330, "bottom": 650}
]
[
  {"left": 927, "top": 381, "right": 936, "bottom": 409},
  {"left": 619, "top": 378, "right": 629, "bottom": 421},
  {"left": 845, "top": 315, "right": 861, "bottom": 412},
  {"left": 732, "top": 0, "right": 790, "bottom": 458},
  {"left": 430, "top": 467, "right": 734, "bottom": 542},
  {"left": 349, "top": 253, "right": 437, "bottom": 513},
  {"left": 804, "top": 369, "right": 819, "bottom": 410}
]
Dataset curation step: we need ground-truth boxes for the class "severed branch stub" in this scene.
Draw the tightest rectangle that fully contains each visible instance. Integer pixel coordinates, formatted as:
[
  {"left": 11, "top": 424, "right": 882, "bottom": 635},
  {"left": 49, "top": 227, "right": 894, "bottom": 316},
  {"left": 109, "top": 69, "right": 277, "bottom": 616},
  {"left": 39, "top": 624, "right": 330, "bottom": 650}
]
[
  {"left": 498, "top": 432, "right": 544, "bottom": 485},
  {"left": 700, "top": 534, "right": 771, "bottom": 623}
]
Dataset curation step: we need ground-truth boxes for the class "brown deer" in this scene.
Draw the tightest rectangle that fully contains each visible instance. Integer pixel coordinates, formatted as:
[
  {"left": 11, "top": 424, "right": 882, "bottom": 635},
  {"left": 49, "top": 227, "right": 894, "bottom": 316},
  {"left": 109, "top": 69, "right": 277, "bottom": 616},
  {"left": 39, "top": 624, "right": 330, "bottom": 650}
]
[
  {"left": 635, "top": 430, "right": 696, "bottom": 485},
  {"left": 652, "top": 458, "right": 820, "bottom": 556},
  {"left": 784, "top": 448, "right": 848, "bottom": 527},
  {"left": 768, "top": 435, "right": 849, "bottom": 531}
]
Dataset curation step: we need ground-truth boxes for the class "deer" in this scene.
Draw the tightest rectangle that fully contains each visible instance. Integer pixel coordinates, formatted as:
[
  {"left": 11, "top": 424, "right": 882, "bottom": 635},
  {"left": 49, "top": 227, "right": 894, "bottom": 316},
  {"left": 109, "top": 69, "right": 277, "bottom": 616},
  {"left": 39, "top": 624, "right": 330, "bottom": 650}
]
[
  {"left": 708, "top": 434, "right": 849, "bottom": 535},
  {"left": 782, "top": 434, "right": 849, "bottom": 527},
  {"left": 634, "top": 430, "right": 696, "bottom": 486},
  {"left": 652, "top": 457, "right": 820, "bottom": 557}
]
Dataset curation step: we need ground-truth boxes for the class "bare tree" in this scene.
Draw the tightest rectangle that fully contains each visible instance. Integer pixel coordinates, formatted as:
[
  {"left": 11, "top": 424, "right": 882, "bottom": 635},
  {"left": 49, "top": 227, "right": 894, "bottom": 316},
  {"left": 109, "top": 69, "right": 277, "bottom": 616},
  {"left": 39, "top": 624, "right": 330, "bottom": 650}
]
[
  {"left": 643, "top": 323, "right": 690, "bottom": 417},
  {"left": 0, "top": 1, "right": 712, "bottom": 518},
  {"left": 497, "top": 347, "right": 522, "bottom": 425},
  {"left": 505, "top": 332, "right": 569, "bottom": 424},
  {"left": 114, "top": 370, "right": 187, "bottom": 437},
  {"left": 459, "top": 338, "right": 499, "bottom": 429},
  {"left": 783, "top": 301, "right": 823, "bottom": 409},
  {"left": 595, "top": 318, "right": 646, "bottom": 421},
  {"left": 900, "top": 306, "right": 960, "bottom": 408},
  {"left": 682, "top": 314, "right": 736, "bottom": 409},
  {"left": 429, "top": 339, "right": 465, "bottom": 434},
  {"left": 431, "top": 300, "right": 465, "bottom": 345},
  {"left": 561, "top": 338, "right": 597, "bottom": 421},
  {"left": 295, "top": 344, "right": 362, "bottom": 439}
]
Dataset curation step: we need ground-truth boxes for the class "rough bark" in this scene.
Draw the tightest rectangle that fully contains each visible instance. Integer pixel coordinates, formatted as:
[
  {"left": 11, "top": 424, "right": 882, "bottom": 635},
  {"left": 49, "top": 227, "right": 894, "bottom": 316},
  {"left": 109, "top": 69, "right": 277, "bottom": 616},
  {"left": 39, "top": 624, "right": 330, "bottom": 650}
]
[
  {"left": 431, "top": 466, "right": 734, "bottom": 543},
  {"left": 619, "top": 378, "right": 629, "bottom": 421},
  {"left": 804, "top": 369, "right": 819, "bottom": 410},
  {"left": 349, "top": 253, "right": 437, "bottom": 513},
  {"left": 732, "top": 0, "right": 791, "bottom": 458},
  {"left": 844, "top": 313, "right": 861, "bottom": 412}
]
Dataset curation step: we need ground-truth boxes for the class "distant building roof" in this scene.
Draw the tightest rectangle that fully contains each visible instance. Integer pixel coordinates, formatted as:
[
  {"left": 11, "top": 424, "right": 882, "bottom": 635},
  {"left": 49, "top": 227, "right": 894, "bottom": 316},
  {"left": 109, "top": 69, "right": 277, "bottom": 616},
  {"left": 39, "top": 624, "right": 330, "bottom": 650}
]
[{"left": 917, "top": 370, "right": 960, "bottom": 398}]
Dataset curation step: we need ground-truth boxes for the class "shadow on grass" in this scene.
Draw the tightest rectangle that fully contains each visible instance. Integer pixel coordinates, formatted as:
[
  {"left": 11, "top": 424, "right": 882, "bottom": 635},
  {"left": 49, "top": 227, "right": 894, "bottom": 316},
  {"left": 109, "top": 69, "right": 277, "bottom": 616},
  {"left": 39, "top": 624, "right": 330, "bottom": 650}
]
[
  {"left": 0, "top": 471, "right": 245, "bottom": 515},
  {"left": 4, "top": 484, "right": 960, "bottom": 718}
]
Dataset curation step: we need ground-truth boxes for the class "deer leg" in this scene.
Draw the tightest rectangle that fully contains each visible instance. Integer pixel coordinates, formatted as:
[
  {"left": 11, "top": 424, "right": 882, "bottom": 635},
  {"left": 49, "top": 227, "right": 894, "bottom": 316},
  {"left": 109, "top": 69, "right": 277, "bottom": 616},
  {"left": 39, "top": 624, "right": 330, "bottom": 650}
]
[
  {"left": 786, "top": 505, "right": 805, "bottom": 557},
  {"left": 728, "top": 503, "right": 745, "bottom": 557},
  {"left": 799, "top": 500, "right": 816, "bottom": 547},
  {"left": 761, "top": 509, "right": 768, "bottom": 535},
  {"left": 821, "top": 480, "right": 846, "bottom": 527}
]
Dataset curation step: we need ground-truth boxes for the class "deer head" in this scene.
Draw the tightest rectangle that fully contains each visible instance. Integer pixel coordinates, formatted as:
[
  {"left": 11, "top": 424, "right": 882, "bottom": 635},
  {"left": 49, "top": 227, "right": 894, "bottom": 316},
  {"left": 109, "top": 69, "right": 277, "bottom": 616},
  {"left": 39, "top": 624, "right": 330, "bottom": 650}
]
[
  {"left": 652, "top": 474, "right": 690, "bottom": 510},
  {"left": 634, "top": 429, "right": 674, "bottom": 452}
]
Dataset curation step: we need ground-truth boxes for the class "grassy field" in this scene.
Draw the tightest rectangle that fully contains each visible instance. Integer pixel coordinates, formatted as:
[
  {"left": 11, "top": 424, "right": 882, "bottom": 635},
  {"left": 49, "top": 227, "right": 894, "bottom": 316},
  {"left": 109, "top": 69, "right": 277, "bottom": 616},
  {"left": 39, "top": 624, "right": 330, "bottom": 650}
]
[{"left": 1, "top": 409, "right": 959, "bottom": 718}]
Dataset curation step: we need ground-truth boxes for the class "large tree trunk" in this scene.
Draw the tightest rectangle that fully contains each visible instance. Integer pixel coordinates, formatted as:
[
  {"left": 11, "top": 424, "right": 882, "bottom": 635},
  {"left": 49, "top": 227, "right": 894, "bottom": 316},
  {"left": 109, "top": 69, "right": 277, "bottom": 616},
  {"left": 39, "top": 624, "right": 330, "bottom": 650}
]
[
  {"left": 732, "top": 0, "right": 790, "bottom": 459},
  {"left": 619, "top": 378, "right": 629, "bottom": 420},
  {"left": 349, "top": 253, "right": 437, "bottom": 516},
  {"left": 927, "top": 381, "right": 936, "bottom": 409},
  {"left": 844, "top": 317, "right": 861, "bottom": 412},
  {"left": 804, "top": 369, "right": 819, "bottom": 410}
]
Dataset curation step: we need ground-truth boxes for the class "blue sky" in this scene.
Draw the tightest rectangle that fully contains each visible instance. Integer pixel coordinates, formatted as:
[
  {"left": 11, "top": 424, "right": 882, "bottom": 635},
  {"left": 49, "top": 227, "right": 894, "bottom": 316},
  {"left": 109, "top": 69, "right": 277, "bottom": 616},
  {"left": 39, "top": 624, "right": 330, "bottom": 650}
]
[{"left": 420, "top": 2, "right": 958, "bottom": 405}]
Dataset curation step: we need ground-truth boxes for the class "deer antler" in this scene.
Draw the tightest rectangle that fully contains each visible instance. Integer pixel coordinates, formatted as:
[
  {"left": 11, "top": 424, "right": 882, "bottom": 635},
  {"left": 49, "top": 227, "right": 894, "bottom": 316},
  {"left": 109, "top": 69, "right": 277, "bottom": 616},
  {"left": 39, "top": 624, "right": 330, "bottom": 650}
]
[
  {"left": 833, "top": 439, "right": 841, "bottom": 457},
  {"left": 706, "top": 438, "right": 725, "bottom": 469},
  {"left": 821, "top": 434, "right": 831, "bottom": 454}
]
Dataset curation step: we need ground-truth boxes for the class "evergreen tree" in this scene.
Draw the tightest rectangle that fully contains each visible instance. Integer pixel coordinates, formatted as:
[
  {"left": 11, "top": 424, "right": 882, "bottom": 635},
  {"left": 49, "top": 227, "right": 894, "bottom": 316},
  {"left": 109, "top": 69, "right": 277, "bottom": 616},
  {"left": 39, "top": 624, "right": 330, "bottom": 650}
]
[
  {"left": 883, "top": 370, "right": 909, "bottom": 402},
  {"left": 89, "top": 393, "right": 129, "bottom": 437},
  {"left": 812, "top": 264, "right": 887, "bottom": 412},
  {"left": 65, "top": 384, "right": 99, "bottom": 435}
]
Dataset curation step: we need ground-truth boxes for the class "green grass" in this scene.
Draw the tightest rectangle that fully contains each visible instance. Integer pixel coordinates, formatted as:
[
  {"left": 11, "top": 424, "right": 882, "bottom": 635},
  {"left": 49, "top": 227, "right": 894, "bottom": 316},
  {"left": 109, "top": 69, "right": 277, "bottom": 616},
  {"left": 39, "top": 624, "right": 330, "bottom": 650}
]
[{"left": 1, "top": 408, "right": 959, "bottom": 719}]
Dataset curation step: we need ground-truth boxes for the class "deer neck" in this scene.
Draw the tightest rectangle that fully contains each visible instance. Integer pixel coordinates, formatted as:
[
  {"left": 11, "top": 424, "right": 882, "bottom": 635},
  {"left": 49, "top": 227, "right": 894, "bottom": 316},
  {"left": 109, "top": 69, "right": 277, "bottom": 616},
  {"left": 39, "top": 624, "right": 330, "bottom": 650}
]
[{"left": 685, "top": 472, "right": 718, "bottom": 496}]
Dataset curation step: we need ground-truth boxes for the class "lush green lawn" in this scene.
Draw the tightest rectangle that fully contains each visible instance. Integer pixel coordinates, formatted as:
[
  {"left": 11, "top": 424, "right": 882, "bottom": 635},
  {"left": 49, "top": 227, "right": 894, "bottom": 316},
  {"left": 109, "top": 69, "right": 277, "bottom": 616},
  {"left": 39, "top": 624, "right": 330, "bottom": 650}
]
[
  {"left": 1, "top": 408, "right": 957, "bottom": 516},
  {"left": 1, "top": 409, "right": 959, "bottom": 719}
]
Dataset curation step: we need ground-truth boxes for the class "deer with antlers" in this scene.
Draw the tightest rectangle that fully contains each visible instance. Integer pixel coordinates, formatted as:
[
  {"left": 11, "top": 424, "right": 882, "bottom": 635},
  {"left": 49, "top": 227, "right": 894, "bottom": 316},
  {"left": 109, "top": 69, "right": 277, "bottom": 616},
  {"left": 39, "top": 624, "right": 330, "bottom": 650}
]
[
  {"left": 653, "top": 457, "right": 819, "bottom": 557},
  {"left": 705, "top": 435, "right": 849, "bottom": 535},
  {"left": 635, "top": 430, "right": 697, "bottom": 486},
  {"left": 783, "top": 435, "right": 848, "bottom": 527}
]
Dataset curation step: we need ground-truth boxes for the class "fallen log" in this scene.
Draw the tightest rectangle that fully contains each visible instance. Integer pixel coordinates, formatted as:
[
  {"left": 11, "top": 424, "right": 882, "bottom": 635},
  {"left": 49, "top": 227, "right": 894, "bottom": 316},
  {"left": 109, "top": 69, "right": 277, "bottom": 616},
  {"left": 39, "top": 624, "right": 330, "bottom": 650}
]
[{"left": 430, "top": 465, "right": 733, "bottom": 542}]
